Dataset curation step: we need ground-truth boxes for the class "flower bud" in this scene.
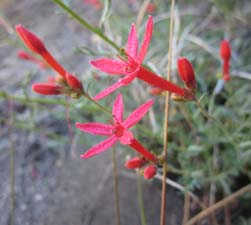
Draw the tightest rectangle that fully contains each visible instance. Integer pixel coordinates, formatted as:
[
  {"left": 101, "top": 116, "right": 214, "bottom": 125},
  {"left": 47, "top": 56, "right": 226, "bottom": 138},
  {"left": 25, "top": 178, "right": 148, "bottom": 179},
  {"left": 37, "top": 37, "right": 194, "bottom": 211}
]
[
  {"left": 125, "top": 156, "right": 146, "bottom": 169},
  {"left": 220, "top": 40, "right": 231, "bottom": 61},
  {"left": 143, "top": 165, "right": 157, "bottom": 179},
  {"left": 149, "top": 87, "right": 164, "bottom": 96},
  {"left": 15, "top": 25, "right": 47, "bottom": 54},
  {"left": 32, "top": 83, "right": 63, "bottom": 95},
  {"left": 66, "top": 73, "right": 83, "bottom": 93},
  {"left": 177, "top": 57, "right": 196, "bottom": 91}
]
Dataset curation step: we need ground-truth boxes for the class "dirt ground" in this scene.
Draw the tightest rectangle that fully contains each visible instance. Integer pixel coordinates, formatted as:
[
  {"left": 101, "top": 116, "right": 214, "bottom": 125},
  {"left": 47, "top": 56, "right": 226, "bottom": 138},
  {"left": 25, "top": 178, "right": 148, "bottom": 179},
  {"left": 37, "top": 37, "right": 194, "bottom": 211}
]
[{"left": 0, "top": 1, "right": 183, "bottom": 225}]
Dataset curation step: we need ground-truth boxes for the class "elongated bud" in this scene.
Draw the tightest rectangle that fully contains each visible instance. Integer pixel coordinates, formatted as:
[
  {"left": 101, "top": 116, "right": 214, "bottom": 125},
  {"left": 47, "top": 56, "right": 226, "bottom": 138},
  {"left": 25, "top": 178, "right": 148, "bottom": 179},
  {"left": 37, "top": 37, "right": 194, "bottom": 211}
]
[
  {"left": 149, "top": 87, "right": 164, "bottom": 96},
  {"left": 143, "top": 165, "right": 157, "bottom": 179},
  {"left": 32, "top": 83, "right": 63, "bottom": 95},
  {"left": 220, "top": 40, "right": 231, "bottom": 61},
  {"left": 66, "top": 73, "right": 83, "bottom": 92},
  {"left": 125, "top": 156, "right": 146, "bottom": 169},
  {"left": 177, "top": 57, "right": 196, "bottom": 91},
  {"left": 17, "top": 50, "right": 47, "bottom": 69},
  {"left": 15, "top": 25, "right": 47, "bottom": 54}
]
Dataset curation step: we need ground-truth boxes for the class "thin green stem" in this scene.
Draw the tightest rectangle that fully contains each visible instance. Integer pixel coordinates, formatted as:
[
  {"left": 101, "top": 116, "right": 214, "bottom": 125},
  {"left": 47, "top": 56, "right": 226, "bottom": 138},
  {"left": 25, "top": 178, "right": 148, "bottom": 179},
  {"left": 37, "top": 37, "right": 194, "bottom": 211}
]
[
  {"left": 112, "top": 147, "right": 121, "bottom": 225},
  {"left": 137, "top": 173, "right": 148, "bottom": 225},
  {"left": 52, "top": 0, "right": 120, "bottom": 51},
  {"left": 84, "top": 94, "right": 111, "bottom": 115}
]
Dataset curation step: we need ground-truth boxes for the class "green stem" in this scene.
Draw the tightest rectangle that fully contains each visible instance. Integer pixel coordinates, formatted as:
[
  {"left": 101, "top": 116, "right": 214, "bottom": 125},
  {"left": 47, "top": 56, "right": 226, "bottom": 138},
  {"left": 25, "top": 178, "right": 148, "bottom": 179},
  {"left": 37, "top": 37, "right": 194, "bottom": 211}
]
[
  {"left": 84, "top": 94, "right": 111, "bottom": 115},
  {"left": 137, "top": 173, "right": 147, "bottom": 225},
  {"left": 52, "top": 0, "right": 120, "bottom": 51},
  {"left": 112, "top": 147, "right": 121, "bottom": 225}
]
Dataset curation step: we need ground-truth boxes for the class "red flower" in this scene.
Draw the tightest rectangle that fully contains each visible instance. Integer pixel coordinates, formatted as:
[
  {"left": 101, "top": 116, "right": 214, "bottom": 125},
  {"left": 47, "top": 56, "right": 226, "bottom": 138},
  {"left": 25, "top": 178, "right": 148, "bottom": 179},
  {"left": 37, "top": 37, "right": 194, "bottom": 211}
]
[
  {"left": 32, "top": 83, "right": 63, "bottom": 95},
  {"left": 220, "top": 40, "right": 231, "bottom": 82},
  {"left": 16, "top": 24, "right": 66, "bottom": 78},
  {"left": 177, "top": 57, "right": 196, "bottom": 91},
  {"left": 143, "top": 165, "right": 157, "bottom": 179},
  {"left": 125, "top": 156, "right": 147, "bottom": 169},
  {"left": 76, "top": 93, "right": 157, "bottom": 162},
  {"left": 91, "top": 16, "right": 193, "bottom": 101}
]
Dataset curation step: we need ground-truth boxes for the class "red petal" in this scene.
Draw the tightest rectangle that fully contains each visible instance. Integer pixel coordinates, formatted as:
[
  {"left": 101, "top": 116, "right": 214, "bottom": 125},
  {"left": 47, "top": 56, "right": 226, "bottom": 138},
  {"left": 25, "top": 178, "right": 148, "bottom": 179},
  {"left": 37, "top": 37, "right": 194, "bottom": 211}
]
[
  {"left": 137, "top": 16, "right": 153, "bottom": 64},
  {"left": 90, "top": 58, "right": 127, "bottom": 74},
  {"left": 32, "top": 83, "right": 63, "bottom": 95},
  {"left": 80, "top": 136, "right": 118, "bottom": 158},
  {"left": 113, "top": 93, "right": 124, "bottom": 123},
  {"left": 124, "top": 99, "right": 154, "bottom": 129},
  {"left": 126, "top": 23, "right": 138, "bottom": 59},
  {"left": 15, "top": 24, "right": 47, "bottom": 54},
  {"left": 93, "top": 80, "right": 124, "bottom": 101},
  {"left": 76, "top": 122, "right": 113, "bottom": 136}
]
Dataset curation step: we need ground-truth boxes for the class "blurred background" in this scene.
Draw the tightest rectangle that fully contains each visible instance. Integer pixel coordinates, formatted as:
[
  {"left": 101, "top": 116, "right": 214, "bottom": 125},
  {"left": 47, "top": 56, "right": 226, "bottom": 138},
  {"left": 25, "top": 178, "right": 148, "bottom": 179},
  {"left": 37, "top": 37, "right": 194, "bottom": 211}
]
[{"left": 0, "top": 0, "right": 251, "bottom": 225}]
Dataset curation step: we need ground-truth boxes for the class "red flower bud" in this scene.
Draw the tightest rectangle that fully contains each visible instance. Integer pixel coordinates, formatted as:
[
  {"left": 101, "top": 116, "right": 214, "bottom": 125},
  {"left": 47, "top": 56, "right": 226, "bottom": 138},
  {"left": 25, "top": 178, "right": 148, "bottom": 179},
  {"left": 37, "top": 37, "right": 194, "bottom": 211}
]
[
  {"left": 149, "top": 87, "right": 164, "bottom": 96},
  {"left": 220, "top": 40, "right": 231, "bottom": 61},
  {"left": 177, "top": 57, "right": 196, "bottom": 91},
  {"left": 146, "top": 3, "right": 156, "bottom": 13},
  {"left": 143, "top": 165, "right": 157, "bottom": 179},
  {"left": 32, "top": 83, "right": 63, "bottom": 95},
  {"left": 66, "top": 73, "right": 83, "bottom": 92},
  {"left": 17, "top": 50, "right": 47, "bottom": 70},
  {"left": 125, "top": 156, "right": 146, "bottom": 169},
  {"left": 15, "top": 24, "right": 47, "bottom": 54}
]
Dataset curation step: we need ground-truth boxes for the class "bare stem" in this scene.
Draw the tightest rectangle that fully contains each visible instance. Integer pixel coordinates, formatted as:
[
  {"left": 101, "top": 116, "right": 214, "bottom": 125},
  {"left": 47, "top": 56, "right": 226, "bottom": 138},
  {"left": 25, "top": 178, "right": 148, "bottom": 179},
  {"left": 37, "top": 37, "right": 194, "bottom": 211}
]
[
  {"left": 185, "top": 184, "right": 251, "bottom": 225},
  {"left": 160, "top": 0, "right": 175, "bottom": 225},
  {"left": 137, "top": 173, "right": 148, "bottom": 225},
  {"left": 112, "top": 147, "right": 121, "bottom": 225},
  {"left": 8, "top": 99, "right": 15, "bottom": 225}
]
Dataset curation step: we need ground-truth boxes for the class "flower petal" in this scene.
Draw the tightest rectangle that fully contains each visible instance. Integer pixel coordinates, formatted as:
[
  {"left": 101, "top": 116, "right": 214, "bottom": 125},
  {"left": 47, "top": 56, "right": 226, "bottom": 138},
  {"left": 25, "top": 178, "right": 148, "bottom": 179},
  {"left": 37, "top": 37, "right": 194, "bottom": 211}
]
[
  {"left": 124, "top": 98, "right": 154, "bottom": 129},
  {"left": 90, "top": 58, "right": 127, "bottom": 74},
  {"left": 126, "top": 23, "right": 138, "bottom": 59},
  {"left": 94, "top": 80, "right": 124, "bottom": 101},
  {"left": 113, "top": 93, "right": 124, "bottom": 123},
  {"left": 76, "top": 122, "right": 113, "bottom": 136},
  {"left": 137, "top": 16, "right": 153, "bottom": 64},
  {"left": 80, "top": 135, "right": 118, "bottom": 158}
]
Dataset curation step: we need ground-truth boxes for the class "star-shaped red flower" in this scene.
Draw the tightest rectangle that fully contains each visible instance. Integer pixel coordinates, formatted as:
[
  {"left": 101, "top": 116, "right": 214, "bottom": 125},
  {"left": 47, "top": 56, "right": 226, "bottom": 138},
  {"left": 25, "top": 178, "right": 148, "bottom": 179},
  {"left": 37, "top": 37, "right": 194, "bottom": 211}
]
[
  {"left": 91, "top": 16, "right": 193, "bottom": 101},
  {"left": 76, "top": 93, "right": 157, "bottom": 162}
]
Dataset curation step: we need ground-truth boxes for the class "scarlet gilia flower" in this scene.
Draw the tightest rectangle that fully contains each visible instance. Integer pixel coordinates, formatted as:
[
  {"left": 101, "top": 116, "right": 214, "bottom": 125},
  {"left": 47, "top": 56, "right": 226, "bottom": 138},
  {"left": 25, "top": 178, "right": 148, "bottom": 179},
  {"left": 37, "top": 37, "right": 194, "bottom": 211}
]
[
  {"left": 143, "top": 164, "right": 157, "bottom": 179},
  {"left": 125, "top": 156, "right": 147, "bottom": 169},
  {"left": 76, "top": 93, "right": 157, "bottom": 162},
  {"left": 177, "top": 57, "right": 196, "bottom": 92},
  {"left": 220, "top": 40, "right": 231, "bottom": 82},
  {"left": 149, "top": 87, "right": 164, "bottom": 96},
  {"left": 91, "top": 16, "right": 194, "bottom": 101},
  {"left": 16, "top": 24, "right": 84, "bottom": 97},
  {"left": 17, "top": 50, "right": 47, "bottom": 70}
]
